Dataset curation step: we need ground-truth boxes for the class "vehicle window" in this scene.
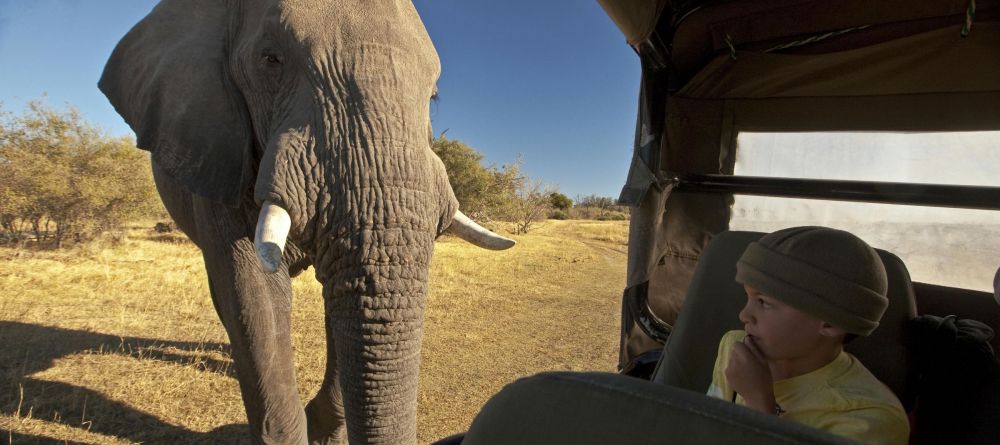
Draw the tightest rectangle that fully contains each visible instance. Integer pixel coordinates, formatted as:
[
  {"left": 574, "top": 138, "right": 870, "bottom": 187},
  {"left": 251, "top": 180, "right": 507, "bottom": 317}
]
[{"left": 730, "top": 132, "right": 1000, "bottom": 292}]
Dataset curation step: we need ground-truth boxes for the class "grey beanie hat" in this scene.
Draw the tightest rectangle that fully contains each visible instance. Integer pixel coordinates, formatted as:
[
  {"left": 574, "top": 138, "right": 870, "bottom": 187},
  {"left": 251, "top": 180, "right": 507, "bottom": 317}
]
[{"left": 735, "top": 226, "right": 889, "bottom": 336}]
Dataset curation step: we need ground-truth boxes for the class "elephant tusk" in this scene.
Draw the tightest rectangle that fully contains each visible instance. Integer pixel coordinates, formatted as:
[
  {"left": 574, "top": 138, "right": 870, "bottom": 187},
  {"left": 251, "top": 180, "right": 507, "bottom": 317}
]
[
  {"left": 254, "top": 201, "right": 291, "bottom": 274},
  {"left": 446, "top": 210, "right": 516, "bottom": 250}
]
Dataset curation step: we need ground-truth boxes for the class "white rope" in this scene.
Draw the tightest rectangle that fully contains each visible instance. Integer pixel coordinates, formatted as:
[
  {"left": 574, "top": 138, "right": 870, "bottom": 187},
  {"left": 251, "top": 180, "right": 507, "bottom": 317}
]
[{"left": 764, "top": 25, "right": 871, "bottom": 53}]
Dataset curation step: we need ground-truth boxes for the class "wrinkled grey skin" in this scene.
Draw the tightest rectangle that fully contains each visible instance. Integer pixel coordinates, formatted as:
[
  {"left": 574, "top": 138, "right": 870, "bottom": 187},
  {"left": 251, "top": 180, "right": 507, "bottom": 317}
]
[{"left": 99, "top": 1, "right": 479, "bottom": 444}]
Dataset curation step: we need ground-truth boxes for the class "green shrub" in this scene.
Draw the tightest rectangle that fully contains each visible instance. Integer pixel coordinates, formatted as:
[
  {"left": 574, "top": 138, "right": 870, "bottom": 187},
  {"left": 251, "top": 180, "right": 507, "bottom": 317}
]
[
  {"left": 0, "top": 100, "right": 160, "bottom": 248},
  {"left": 549, "top": 209, "right": 569, "bottom": 220},
  {"left": 596, "top": 211, "right": 629, "bottom": 221}
]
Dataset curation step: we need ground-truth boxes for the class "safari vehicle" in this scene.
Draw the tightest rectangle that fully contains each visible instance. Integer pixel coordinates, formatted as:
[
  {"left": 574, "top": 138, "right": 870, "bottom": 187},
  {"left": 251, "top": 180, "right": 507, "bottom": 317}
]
[{"left": 445, "top": 1, "right": 1000, "bottom": 444}]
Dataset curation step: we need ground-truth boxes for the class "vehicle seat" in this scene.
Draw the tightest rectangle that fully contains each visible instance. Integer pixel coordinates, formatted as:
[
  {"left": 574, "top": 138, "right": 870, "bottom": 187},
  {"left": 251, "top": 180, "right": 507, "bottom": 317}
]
[
  {"left": 460, "top": 371, "right": 856, "bottom": 445},
  {"left": 650, "top": 230, "right": 919, "bottom": 410}
]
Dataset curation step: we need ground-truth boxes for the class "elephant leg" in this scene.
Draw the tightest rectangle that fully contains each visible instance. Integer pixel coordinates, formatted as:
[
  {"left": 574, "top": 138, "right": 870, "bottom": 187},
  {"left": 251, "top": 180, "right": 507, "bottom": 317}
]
[
  {"left": 305, "top": 314, "right": 347, "bottom": 445},
  {"left": 195, "top": 198, "right": 307, "bottom": 445}
]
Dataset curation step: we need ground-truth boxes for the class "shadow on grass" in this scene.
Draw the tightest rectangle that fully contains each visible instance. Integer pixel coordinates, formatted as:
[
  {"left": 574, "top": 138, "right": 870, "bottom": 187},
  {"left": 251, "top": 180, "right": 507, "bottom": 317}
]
[
  {"left": 0, "top": 321, "right": 248, "bottom": 443},
  {"left": 2, "top": 435, "right": 92, "bottom": 445}
]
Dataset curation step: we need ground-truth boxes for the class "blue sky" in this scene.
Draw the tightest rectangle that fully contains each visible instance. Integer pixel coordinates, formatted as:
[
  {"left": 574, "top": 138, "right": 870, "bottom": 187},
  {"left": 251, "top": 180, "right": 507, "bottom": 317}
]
[{"left": 0, "top": 1, "right": 639, "bottom": 200}]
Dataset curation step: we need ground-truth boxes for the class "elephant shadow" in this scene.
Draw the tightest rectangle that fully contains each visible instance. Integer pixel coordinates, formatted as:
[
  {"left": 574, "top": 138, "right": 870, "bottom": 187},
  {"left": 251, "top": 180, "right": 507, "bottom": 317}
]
[{"left": 0, "top": 320, "right": 249, "bottom": 443}]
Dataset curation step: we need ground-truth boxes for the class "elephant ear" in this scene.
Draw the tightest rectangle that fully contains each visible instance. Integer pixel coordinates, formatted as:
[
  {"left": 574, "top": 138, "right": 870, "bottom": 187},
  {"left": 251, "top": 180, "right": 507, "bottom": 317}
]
[{"left": 99, "top": 0, "right": 250, "bottom": 207}]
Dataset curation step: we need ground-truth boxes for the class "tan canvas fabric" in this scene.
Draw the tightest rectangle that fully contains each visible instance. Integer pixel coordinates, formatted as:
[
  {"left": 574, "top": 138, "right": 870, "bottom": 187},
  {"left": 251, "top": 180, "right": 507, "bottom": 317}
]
[
  {"left": 677, "top": 23, "right": 1000, "bottom": 134},
  {"left": 620, "top": 95, "right": 732, "bottom": 364},
  {"left": 682, "top": 23, "right": 1000, "bottom": 100},
  {"left": 596, "top": 0, "right": 669, "bottom": 46},
  {"left": 669, "top": 0, "right": 998, "bottom": 80}
]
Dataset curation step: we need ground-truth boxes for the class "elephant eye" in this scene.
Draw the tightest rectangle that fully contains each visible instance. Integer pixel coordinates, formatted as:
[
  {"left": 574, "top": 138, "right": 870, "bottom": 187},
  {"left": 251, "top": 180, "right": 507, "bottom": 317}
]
[{"left": 261, "top": 53, "right": 282, "bottom": 66}]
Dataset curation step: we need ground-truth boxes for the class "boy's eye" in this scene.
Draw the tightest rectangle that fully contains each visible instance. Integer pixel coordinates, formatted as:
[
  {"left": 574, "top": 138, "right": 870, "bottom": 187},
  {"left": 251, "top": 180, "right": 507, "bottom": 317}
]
[{"left": 757, "top": 298, "right": 771, "bottom": 308}]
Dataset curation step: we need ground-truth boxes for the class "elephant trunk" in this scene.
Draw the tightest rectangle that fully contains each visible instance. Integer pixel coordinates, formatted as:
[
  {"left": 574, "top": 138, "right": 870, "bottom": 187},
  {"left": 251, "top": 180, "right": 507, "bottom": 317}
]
[{"left": 322, "top": 234, "right": 434, "bottom": 445}]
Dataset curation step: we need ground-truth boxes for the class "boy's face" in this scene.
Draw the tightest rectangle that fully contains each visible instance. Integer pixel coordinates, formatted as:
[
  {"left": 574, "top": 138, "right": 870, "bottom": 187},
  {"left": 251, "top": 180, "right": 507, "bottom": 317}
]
[{"left": 738, "top": 284, "right": 835, "bottom": 361}]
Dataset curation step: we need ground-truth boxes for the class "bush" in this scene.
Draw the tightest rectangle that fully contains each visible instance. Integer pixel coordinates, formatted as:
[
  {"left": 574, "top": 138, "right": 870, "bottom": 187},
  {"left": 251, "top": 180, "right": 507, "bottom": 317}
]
[
  {"left": 431, "top": 136, "right": 493, "bottom": 214},
  {"left": 572, "top": 195, "right": 630, "bottom": 221},
  {"left": 596, "top": 211, "right": 629, "bottom": 221},
  {"left": 0, "top": 100, "right": 161, "bottom": 248},
  {"left": 432, "top": 135, "right": 579, "bottom": 233},
  {"left": 549, "top": 192, "right": 572, "bottom": 211},
  {"left": 505, "top": 178, "right": 555, "bottom": 234},
  {"left": 549, "top": 209, "right": 569, "bottom": 220}
]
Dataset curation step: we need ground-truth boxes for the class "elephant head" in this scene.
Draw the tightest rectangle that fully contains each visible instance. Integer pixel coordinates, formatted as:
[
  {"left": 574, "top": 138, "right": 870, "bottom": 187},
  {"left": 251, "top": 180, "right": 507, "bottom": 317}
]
[{"left": 99, "top": 1, "right": 513, "bottom": 443}]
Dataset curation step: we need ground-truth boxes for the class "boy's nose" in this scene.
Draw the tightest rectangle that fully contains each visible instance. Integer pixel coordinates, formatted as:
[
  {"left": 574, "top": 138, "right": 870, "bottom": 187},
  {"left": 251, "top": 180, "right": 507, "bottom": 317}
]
[{"left": 738, "top": 302, "right": 752, "bottom": 325}]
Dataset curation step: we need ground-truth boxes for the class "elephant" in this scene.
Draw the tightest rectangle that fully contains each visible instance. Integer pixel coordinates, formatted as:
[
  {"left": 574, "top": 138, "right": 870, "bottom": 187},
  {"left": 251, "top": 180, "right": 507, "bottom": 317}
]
[{"left": 98, "top": 1, "right": 515, "bottom": 444}]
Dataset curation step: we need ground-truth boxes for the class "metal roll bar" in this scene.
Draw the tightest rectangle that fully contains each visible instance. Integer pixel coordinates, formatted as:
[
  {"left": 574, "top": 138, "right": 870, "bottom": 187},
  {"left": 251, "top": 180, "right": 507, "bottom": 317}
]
[{"left": 660, "top": 173, "right": 1000, "bottom": 211}]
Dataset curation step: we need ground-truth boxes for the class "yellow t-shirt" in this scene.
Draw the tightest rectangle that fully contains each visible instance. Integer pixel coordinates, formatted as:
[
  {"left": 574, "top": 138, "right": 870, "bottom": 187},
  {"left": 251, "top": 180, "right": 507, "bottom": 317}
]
[{"left": 707, "top": 330, "right": 909, "bottom": 445}]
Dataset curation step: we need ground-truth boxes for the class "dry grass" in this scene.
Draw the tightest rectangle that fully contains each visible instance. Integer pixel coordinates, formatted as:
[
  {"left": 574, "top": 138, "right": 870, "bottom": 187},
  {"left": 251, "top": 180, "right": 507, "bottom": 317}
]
[{"left": 0, "top": 219, "right": 628, "bottom": 444}]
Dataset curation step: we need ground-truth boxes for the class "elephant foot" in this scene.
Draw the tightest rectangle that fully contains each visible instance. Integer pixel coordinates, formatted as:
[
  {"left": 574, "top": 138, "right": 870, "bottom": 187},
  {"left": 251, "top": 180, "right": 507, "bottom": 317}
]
[{"left": 305, "top": 397, "right": 346, "bottom": 445}]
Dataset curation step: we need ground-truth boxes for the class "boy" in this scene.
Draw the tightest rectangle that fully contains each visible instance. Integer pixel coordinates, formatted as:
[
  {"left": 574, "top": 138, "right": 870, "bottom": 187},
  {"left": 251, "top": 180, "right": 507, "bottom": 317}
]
[{"left": 707, "top": 226, "right": 909, "bottom": 445}]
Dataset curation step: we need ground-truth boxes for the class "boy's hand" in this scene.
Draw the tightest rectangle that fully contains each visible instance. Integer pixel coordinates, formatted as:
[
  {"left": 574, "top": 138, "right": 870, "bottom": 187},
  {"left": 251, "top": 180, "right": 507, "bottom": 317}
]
[{"left": 725, "top": 335, "right": 777, "bottom": 414}]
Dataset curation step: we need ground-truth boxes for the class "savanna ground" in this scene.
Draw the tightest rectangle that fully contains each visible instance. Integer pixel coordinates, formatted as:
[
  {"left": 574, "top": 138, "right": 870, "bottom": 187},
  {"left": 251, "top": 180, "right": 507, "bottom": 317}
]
[{"left": 0, "top": 219, "right": 628, "bottom": 444}]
